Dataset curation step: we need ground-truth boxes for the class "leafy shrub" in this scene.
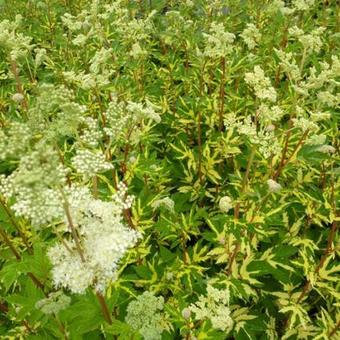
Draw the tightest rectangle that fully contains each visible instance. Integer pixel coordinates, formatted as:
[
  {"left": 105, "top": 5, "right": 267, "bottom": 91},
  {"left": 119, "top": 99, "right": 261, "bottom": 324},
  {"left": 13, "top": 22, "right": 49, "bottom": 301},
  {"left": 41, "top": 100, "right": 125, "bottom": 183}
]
[{"left": 0, "top": 0, "right": 339, "bottom": 339}]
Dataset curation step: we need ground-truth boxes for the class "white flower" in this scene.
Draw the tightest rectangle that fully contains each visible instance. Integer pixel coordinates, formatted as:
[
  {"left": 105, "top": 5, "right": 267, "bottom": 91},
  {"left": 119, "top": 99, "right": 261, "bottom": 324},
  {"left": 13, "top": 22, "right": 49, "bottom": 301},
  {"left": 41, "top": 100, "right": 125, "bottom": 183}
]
[
  {"left": 292, "top": 0, "right": 315, "bottom": 11},
  {"left": 267, "top": 179, "right": 282, "bottom": 193},
  {"left": 240, "top": 23, "right": 261, "bottom": 50},
  {"left": 12, "top": 93, "right": 24, "bottom": 103},
  {"left": 203, "top": 22, "right": 235, "bottom": 58},
  {"left": 310, "top": 111, "right": 331, "bottom": 122},
  {"left": 292, "top": 117, "right": 318, "bottom": 133},
  {"left": 125, "top": 291, "right": 168, "bottom": 340},
  {"left": 189, "top": 284, "right": 233, "bottom": 332},
  {"left": 306, "top": 134, "right": 326, "bottom": 145},
  {"left": 72, "top": 149, "right": 113, "bottom": 176},
  {"left": 182, "top": 308, "right": 191, "bottom": 320},
  {"left": 34, "top": 48, "right": 47, "bottom": 68},
  {"left": 219, "top": 196, "right": 233, "bottom": 213},
  {"left": 151, "top": 197, "right": 175, "bottom": 212},
  {"left": 316, "top": 145, "right": 336, "bottom": 154},
  {"left": 245, "top": 66, "right": 277, "bottom": 102},
  {"left": 49, "top": 184, "right": 141, "bottom": 293},
  {"left": 129, "top": 42, "right": 147, "bottom": 59},
  {"left": 258, "top": 104, "right": 284, "bottom": 123},
  {"left": 35, "top": 292, "right": 71, "bottom": 315}
]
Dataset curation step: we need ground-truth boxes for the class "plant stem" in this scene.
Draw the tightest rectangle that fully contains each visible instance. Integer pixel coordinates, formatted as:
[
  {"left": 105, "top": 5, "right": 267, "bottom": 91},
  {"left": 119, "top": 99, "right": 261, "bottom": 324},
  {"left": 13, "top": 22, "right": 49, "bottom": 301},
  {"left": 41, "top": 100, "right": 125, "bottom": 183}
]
[
  {"left": 273, "top": 129, "right": 309, "bottom": 180},
  {"left": 96, "top": 291, "right": 113, "bottom": 325},
  {"left": 329, "top": 320, "right": 340, "bottom": 338},
  {"left": 219, "top": 57, "right": 226, "bottom": 132},
  {"left": 297, "top": 219, "right": 338, "bottom": 304},
  {"left": 0, "top": 197, "right": 31, "bottom": 252},
  {"left": 10, "top": 60, "right": 28, "bottom": 111},
  {"left": 60, "top": 189, "right": 85, "bottom": 262},
  {"left": 227, "top": 147, "right": 256, "bottom": 274}
]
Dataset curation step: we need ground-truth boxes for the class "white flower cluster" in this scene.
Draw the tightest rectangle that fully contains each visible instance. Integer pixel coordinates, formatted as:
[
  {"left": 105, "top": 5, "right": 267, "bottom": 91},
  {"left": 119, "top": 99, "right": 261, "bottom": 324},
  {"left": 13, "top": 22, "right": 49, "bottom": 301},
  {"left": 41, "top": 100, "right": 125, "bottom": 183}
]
[
  {"left": 219, "top": 196, "right": 233, "bottom": 213},
  {"left": 104, "top": 95, "right": 161, "bottom": 142},
  {"left": 128, "top": 101, "right": 161, "bottom": 124},
  {"left": 49, "top": 184, "right": 140, "bottom": 293},
  {"left": 292, "top": 0, "right": 315, "bottom": 11},
  {"left": 129, "top": 42, "right": 148, "bottom": 59},
  {"left": 28, "top": 84, "right": 87, "bottom": 139},
  {"left": 111, "top": 182, "right": 134, "bottom": 212},
  {"left": 310, "top": 111, "right": 331, "bottom": 122},
  {"left": 225, "top": 114, "right": 281, "bottom": 158},
  {"left": 306, "top": 56, "right": 340, "bottom": 90},
  {"left": 72, "top": 149, "right": 113, "bottom": 177},
  {"left": 0, "top": 122, "right": 32, "bottom": 160},
  {"left": 306, "top": 134, "right": 326, "bottom": 145},
  {"left": 89, "top": 47, "right": 112, "bottom": 74},
  {"left": 289, "top": 26, "right": 325, "bottom": 54},
  {"left": 275, "top": 50, "right": 301, "bottom": 81},
  {"left": 63, "top": 47, "right": 113, "bottom": 90},
  {"left": 12, "top": 93, "right": 25, "bottom": 103},
  {"left": 115, "top": 9, "right": 156, "bottom": 44},
  {"left": 317, "top": 91, "right": 339, "bottom": 107},
  {"left": 34, "top": 47, "right": 47, "bottom": 68},
  {"left": 258, "top": 104, "right": 284, "bottom": 124},
  {"left": 240, "top": 24, "right": 261, "bottom": 50},
  {"left": 316, "top": 145, "right": 336, "bottom": 154},
  {"left": 0, "top": 148, "right": 67, "bottom": 226},
  {"left": 63, "top": 70, "right": 110, "bottom": 90},
  {"left": 189, "top": 284, "right": 233, "bottom": 332},
  {"left": 203, "top": 22, "right": 235, "bottom": 58},
  {"left": 79, "top": 117, "right": 103, "bottom": 147},
  {"left": 245, "top": 66, "right": 277, "bottom": 102},
  {"left": 125, "top": 291, "right": 168, "bottom": 340},
  {"left": 0, "top": 15, "right": 33, "bottom": 61},
  {"left": 267, "top": 179, "right": 282, "bottom": 193},
  {"left": 151, "top": 197, "right": 175, "bottom": 212},
  {"left": 35, "top": 291, "right": 71, "bottom": 315},
  {"left": 162, "top": 11, "right": 194, "bottom": 46},
  {"left": 103, "top": 96, "right": 129, "bottom": 141},
  {"left": 61, "top": 1, "right": 115, "bottom": 46},
  {"left": 266, "top": 1, "right": 295, "bottom": 15},
  {"left": 292, "top": 117, "right": 318, "bottom": 133}
]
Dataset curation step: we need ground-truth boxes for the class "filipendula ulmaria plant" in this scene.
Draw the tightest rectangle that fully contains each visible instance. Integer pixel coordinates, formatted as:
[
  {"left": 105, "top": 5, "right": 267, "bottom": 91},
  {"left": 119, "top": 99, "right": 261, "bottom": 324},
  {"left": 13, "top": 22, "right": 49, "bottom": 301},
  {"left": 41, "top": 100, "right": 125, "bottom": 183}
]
[{"left": 0, "top": 0, "right": 339, "bottom": 339}]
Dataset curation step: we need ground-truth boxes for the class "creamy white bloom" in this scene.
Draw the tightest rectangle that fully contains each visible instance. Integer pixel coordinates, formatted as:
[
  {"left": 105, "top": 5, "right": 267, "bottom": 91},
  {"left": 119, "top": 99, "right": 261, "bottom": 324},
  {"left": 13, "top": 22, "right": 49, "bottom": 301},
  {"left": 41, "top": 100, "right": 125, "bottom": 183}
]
[
  {"left": 316, "top": 145, "right": 336, "bottom": 154},
  {"left": 35, "top": 291, "right": 71, "bottom": 315},
  {"left": 125, "top": 291, "right": 168, "bottom": 340},
  {"left": 151, "top": 197, "right": 175, "bottom": 212},
  {"left": 72, "top": 149, "right": 113, "bottom": 176},
  {"left": 203, "top": 22, "right": 235, "bottom": 58},
  {"left": 292, "top": 0, "right": 315, "bottom": 11},
  {"left": 49, "top": 184, "right": 140, "bottom": 293},
  {"left": 219, "top": 196, "right": 233, "bottom": 213},
  {"left": 245, "top": 66, "right": 277, "bottom": 102},
  {"left": 189, "top": 284, "right": 233, "bottom": 331},
  {"left": 12, "top": 93, "right": 25, "bottom": 103},
  {"left": 267, "top": 179, "right": 282, "bottom": 193},
  {"left": 181, "top": 308, "right": 191, "bottom": 320},
  {"left": 292, "top": 117, "right": 318, "bottom": 132},
  {"left": 240, "top": 23, "right": 261, "bottom": 50}
]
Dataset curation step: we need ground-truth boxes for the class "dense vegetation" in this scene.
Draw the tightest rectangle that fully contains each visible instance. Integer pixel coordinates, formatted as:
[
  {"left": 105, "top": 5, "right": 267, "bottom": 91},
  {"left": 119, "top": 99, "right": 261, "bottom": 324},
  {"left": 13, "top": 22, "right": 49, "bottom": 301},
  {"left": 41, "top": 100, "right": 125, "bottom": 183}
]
[{"left": 0, "top": 0, "right": 339, "bottom": 339}]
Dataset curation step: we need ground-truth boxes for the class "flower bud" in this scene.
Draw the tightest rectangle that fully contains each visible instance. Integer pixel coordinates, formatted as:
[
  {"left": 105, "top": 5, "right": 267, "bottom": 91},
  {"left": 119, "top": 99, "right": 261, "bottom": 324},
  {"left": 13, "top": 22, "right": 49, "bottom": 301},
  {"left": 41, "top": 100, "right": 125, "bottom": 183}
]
[
  {"left": 12, "top": 93, "right": 24, "bottom": 103},
  {"left": 182, "top": 308, "right": 191, "bottom": 320},
  {"left": 267, "top": 179, "right": 282, "bottom": 192},
  {"left": 219, "top": 196, "right": 233, "bottom": 213}
]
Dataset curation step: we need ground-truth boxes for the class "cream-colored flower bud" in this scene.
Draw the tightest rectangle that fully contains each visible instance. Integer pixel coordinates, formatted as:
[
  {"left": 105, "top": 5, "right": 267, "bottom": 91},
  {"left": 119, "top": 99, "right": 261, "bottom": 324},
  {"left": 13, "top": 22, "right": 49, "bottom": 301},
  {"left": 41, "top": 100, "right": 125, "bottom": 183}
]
[
  {"left": 267, "top": 179, "right": 282, "bottom": 192},
  {"left": 12, "top": 93, "right": 24, "bottom": 103},
  {"left": 182, "top": 308, "right": 191, "bottom": 320},
  {"left": 219, "top": 196, "right": 233, "bottom": 213}
]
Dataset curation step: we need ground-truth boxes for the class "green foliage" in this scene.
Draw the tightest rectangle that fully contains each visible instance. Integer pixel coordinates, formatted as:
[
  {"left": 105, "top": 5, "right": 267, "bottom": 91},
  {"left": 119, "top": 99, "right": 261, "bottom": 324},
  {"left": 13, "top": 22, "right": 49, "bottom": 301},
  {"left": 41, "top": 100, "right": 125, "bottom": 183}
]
[{"left": 0, "top": 0, "right": 339, "bottom": 339}]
